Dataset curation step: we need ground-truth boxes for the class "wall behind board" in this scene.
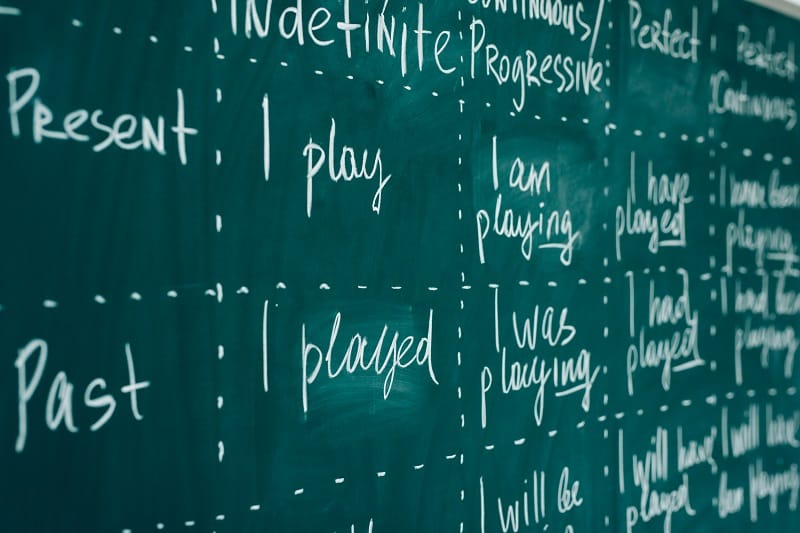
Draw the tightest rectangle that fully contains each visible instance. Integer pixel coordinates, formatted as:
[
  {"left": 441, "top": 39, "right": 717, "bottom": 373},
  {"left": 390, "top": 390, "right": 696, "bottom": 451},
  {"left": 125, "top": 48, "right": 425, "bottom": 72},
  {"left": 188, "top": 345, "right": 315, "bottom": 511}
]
[{"left": 1, "top": 0, "right": 799, "bottom": 531}]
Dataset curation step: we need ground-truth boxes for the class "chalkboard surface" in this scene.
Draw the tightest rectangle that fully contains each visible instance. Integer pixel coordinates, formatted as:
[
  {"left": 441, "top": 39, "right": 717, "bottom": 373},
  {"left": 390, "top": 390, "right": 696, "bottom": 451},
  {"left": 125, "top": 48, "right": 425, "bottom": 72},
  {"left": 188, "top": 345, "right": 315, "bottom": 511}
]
[{"left": 1, "top": 0, "right": 800, "bottom": 531}]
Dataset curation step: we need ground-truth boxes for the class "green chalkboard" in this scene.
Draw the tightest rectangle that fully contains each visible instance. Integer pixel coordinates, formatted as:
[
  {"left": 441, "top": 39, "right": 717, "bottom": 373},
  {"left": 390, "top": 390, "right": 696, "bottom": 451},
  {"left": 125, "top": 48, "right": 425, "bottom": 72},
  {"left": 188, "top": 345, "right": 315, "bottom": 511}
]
[{"left": 1, "top": 0, "right": 800, "bottom": 531}]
